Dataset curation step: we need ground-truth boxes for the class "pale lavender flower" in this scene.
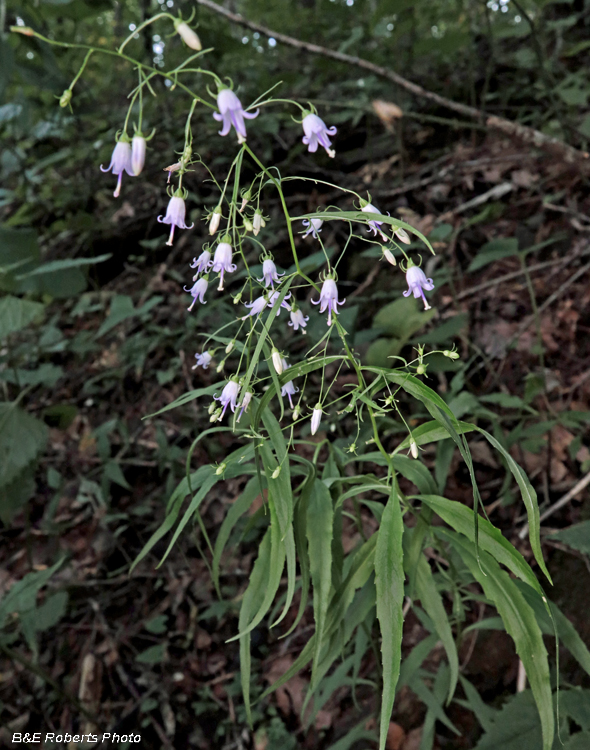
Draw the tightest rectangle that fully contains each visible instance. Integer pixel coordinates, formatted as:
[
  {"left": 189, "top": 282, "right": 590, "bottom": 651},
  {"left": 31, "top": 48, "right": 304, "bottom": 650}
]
[
  {"left": 289, "top": 306, "right": 309, "bottom": 332},
  {"left": 191, "top": 250, "right": 212, "bottom": 275},
  {"left": 258, "top": 258, "right": 284, "bottom": 288},
  {"left": 280, "top": 358, "right": 299, "bottom": 408},
  {"left": 213, "top": 89, "right": 259, "bottom": 144},
  {"left": 100, "top": 138, "right": 134, "bottom": 198},
  {"left": 211, "top": 241, "right": 237, "bottom": 290},
  {"left": 268, "top": 290, "right": 291, "bottom": 315},
  {"left": 403, "top": 262, "right": 435, "bottom": 311},
  {"left": 192, "top": 351, "right": 213, "bottom": 370},
  {"left": 310, "top": 404, "right": 323, "bottom": 435},
  {"left": 158, "top": 194, "right": 194, "bottom": 246},
  {"left": 131, "top": 135, "right": 146, "bottom": 176},
  {"left": 361, "top": 202, "right": 389, "bottom": 242},
  {"left": 214, "top": 378, "right": 240, "bottom": 419},
  {"left": 185, "top": 276, "right": 208, "bottom": 311},
  {"left": 302, "top": 113, "right": 337, "bottom": 157},
  {"left": 302, "top": 218, "right": 323, "bottom": 239},
  {"left": 242, "top": 294, "right": 268, "bottom": 319},
  {"left": 311, "top": 277, "right": 345, "bottom": 326},
  {"left": 237, "top": 390, "right": 253, "bottom": 422}
]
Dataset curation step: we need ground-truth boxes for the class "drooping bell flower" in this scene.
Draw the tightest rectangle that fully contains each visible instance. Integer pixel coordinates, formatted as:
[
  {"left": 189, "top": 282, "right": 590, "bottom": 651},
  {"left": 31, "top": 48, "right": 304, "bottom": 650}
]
[
  {"left": 360, "top": 200, "right": 389, "bottom": 242},
  {"left": 242, "top": 294, "right": 268, "bottom": 320},
  {"left": 190, "top": 250, "right": 212, "bottom": 276},
  {"left": 253, "top": 210, "right": 266, "bottom": 236},
  {"left": 192, "top": 351, "right": 213, "bottom": 370},
  {"left": 131, "top": 134, "right": 147, "bottom": 176},
  {"left": 211, "top": 239, "right": 237, "bottom": 290},
  {"left": 214, "top": 377, "right": 240, "bottom": 419},
  {"left": 185, "top": 276, "right": 208, "bottom": 311},
  {"left": 258, "top": 258, "right": 284, "bottom": 288},
  {"left": 213, "top": 88, "right": 259, "bottom": 144},
  {"left": 268, "top": 290, "right": 291, "bottom": 315},
  {"left": 237, "top": 390, "right": 253, "bottom": 422},
  {"left": 310, "top": 404, "right": 324, "bottom": 435},
  {"left": 100, "top": 136, "right": 134, "bottom": 198},
  {"left": 403, "top": 259, "right": 435, "bottom": 311},
  {"left": 311, "top": 275, "right": 345, "bottom": 326},
  {"left": 301, "top": 112, "right": 337, "bottom": 157},
  {"left": 280, "top": 358, "right": 299, "bottom": 408},
  {"left": 158, "top": 190, "right": 194, "bottom": 246},
  {"left": 289, "top": 304, "right": 309, "bottom": 332},
  {"left": 174, "top": 19, "right": 202, "bottom": 50},
  {"left": 302, "top": 218, "right": 323, "bottom": 239}
]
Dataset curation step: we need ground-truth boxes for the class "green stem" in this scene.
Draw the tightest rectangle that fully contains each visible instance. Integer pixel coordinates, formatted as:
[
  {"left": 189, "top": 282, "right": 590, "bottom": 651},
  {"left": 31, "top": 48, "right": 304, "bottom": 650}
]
[{"left": 118, "top": 12, "right": 173, "bottom": 54}]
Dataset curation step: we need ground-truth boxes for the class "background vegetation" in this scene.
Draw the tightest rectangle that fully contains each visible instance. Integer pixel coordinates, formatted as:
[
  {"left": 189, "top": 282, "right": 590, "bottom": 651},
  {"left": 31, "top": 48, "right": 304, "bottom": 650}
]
[{"left": 2, "top": 0, "right": 590, "bottom": 748}]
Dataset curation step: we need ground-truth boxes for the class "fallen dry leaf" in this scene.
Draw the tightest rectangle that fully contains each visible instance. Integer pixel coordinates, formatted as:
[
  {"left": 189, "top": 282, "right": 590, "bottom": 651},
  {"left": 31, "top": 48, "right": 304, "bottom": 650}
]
[
  {"left": 387, "top": 721, "right": 406, "bottom": 750},
  {"left": 372, "top": 99, "right": 403, "bottom": 131}
]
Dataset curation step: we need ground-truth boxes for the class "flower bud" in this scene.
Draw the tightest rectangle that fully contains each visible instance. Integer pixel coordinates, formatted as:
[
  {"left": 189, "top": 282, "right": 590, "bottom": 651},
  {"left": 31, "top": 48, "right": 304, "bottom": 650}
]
[
  {"left": 416, "top": 363, "right": 427, "bottom": 375},
  {"left": 253, "top": 210, "right": 263, "bottom": 236},
  {"left": 383, "top": 248, "right": 396, "bottom": 266},
  {"left": 175, "top": 20, "right": 202, "bottom": 51},
  {"left": 243, "top": 217, "right": 253, "bottom": 233},
  {"left": 59, "top": 89, "right": 72, "bottom": 108},
  {"left": 271, "top": 466, "right": 281, "bottom": 479},
  {"left": 208, "top": 401, "right": 217, "bottom": 414},
  {"left": 216, "top": 359, "right": 226, "bottom": 373},
  {"left": 209, "top": 206, "right": 222, "bottom": 235},
  {"left": 233, "top": 292, "right": 242, "bottom": 305},
  {"left": 443, "top": 350, "right": 460, "bottom": 360},
  {"left": 395, "top": 227, "right": 411, "bottom": 245},
  {"left": 293, "top": 408, "right": 300, "bottom": 421},
  {"left": 271, "top": 348, "right": 283, "bottom": 375},
  {"left": 182, "top": 143, "right": 192, "bottom": 165},
  {"left": 225, "top": 341, "right": 234, "bottom": 354},
  {"left": 215, "top": 462, "right": 226, "bottom": 476},
  {"left": 410, "top": 439, "right": 419, "bottom": 459},
  {"left": 311, "top": 404, "right": 323, "bottom": 435},
  {"left": 131, "top": 134, "right": 147, "bottom": 176},
  {"left": 210, "top": 408, "right": 222, "bottom": 422}
]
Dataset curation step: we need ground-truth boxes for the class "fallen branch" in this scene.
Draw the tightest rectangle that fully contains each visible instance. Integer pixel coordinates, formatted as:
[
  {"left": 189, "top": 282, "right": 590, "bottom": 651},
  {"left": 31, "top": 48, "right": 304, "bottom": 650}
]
[{"left": 195, "top": 0, "right": 588, "bottom": 166}]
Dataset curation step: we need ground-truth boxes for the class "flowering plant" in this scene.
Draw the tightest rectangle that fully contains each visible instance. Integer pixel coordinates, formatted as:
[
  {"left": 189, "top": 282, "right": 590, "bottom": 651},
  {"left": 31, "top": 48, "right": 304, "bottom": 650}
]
[{"left": 13, "top": 14, "right": 563, "bottom": 750}]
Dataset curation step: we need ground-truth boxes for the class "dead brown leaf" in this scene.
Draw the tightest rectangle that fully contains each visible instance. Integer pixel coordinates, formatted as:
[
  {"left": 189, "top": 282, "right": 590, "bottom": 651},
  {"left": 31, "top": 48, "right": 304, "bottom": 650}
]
[
  {"left": 372, "top": 99, "right": 403, "bottom": 131},
  {"left": 387, "top": 721, "right": 406, "bottom": 750}
]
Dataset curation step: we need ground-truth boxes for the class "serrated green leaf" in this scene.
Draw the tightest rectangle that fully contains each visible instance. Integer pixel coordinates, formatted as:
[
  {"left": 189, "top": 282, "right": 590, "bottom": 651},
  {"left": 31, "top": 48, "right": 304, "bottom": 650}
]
[
  {"left": 0, "top": 295, "right": 45, "bottom": 338},
  {"left": 375, "top": 486, "right": 404, "bottom": 750},
  {"left": 0, "top": 402, "right": 48, "bottom": 487},
  {"left": 473, "top": 690, "right": 545, "bottom": 750},
  {"left": 547, "top": 520, "right": 590, "bottom": 555}
]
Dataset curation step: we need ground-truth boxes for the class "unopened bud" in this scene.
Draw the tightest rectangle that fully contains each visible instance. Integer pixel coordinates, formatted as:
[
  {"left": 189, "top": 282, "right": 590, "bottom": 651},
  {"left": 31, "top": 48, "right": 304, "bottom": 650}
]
[
  {"left": 271, "top": 348, "right": 283, "bottom": 375},
  {"left": 347, "top": 443, "right": 357, "bottom": 454},
  {"left": 253, "top": 210, "right": 263, "bottom": 236},
  {"left": 210, "top": 408, "right": 222, "bottom": 422},
  {"left": 243, "top": 217, "right": 253, "bottom": 233},
  {"left": 225, "top": 341, "right": 234, "bottom": 354},
  {"left": 416, "top": 364, "right": 427, "bottom": 375},
  {"left": 208, "top": 402, "right": 217, "bottom": 414},
  {"left": 233, "top": 292, "right": 242, "bottom": 305},
  {"left": 182, "top": 143, "right": 192, "bottom": 165},
  {"left": 215, "top": 462, "right": 226, "bottom": 476},
  {"left": 59, "top": 89, "right": 72, "bottom": 108},
  {"left": 410, "top": 439, "right": 419, "bottom": 459},
  {"left": 175, "top": 20, "right": 202, "bottom": 51},
  {"left": 216, "top": 359, "right": 226, "bottom": 373},
  {"left": 394, "top": 227, "right": 411, "bottom": 245},
  {"left": 443, "top": 350, "right": 460, "bottom": 360},
  {"left": 383, "top": 248, "right": 396, "bottom": 266},
  {"left": 293, "top": 408, "right": 300, "bottom": 421},
  {"left": 10, "top": 25, "right": 35, "bottom": 36},
  {"left": 271, "top": 466, "right": 281, "bottom": 479},
  {"left": 209, "top": 206, "right": 222, "bottom": 235}
]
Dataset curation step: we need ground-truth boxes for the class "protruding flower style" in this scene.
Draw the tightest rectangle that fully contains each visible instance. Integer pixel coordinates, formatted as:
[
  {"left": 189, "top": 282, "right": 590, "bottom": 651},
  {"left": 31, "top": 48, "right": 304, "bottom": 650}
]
[
  {"left": 302, "top": 218, "right": 323, "bottom": 239},
  {"left": 360, "top": 200, "right": 389, "bottom": 242},
  {"left": 213, "top": 88, "right": 259, "bottom": 144},
  {"left": 185, "top": 276, "right": 208, "bottom": 311},
  {"left": 268, "top": 290, "right": 292, "bottom": 315},
  {"left": 237, "top": 390, "right": 253, "bottom": 422},
  {"left": 174, "top": 20, "right": 202, "bottom": 50},
  {"left": 158, "top": 191, "right": 194, "bottom": 246},
  {"left": 131, "top": 134, "right": 147, "bottom": 176},
  {"left": 209, "top": 206, "right": 222, "bottom": 235},
  {"left": 403, "top": 260, "right": 435, "bottom": 311},
  {"left": 192, "top": 351, "right": 213, "bottom": 370},
  {"left": 211, "top": 240, "right": 237, "bottom": 290},
  {"left": 190, "top": 250, "right": 212, "bottom": 276},
  {"left": 281, "top": 358, "right": 300, "bottom": 408},
  {"left": 311, "top": 404, "right": 323, "bottom": 435},
  {"left": 242, "top": 294, "right": 268, "bottom": 319},
  {"left": 383, "top": 248, "right": 397, "bottom": 266},
  {"left": 100, "top": 137, "right": 134, "bottom": 198},
  {"left": 258, "top": 258, "right": 284, "bottom": 288},
  {"left": 214, "top": 377, "right": 240, "bottom": 419},
  {"left": 289, "top": 304, "right": 309, "bottom": 332},
  {"left": 302, "top": 112, "right": 337, "bottom": 157},
  {"left": 271, "top": 348, "right": 283, "bottom": 375},
  {"left": 311, "top": 276, "right": 346, "bottom": 326},
  {"left": 410, "top": 438, "right": 419, "bottom": 459},
  {"left": 253, "top": 210, "right": 266, "bottom": 236}
]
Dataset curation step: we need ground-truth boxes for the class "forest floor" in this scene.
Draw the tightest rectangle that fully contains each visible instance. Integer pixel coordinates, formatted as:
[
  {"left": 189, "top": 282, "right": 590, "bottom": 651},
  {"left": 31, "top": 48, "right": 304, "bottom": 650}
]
[{"left": 2, "top": 124, "right": 590, "bottom": 750}]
